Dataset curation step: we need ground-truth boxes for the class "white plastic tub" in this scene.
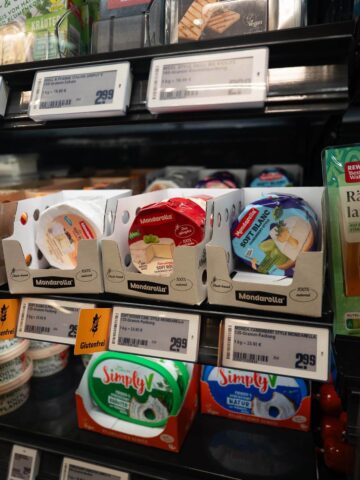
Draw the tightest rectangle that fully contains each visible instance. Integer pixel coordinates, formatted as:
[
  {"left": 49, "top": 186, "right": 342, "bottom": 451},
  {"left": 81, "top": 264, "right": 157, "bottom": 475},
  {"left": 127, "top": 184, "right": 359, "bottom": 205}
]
[
  {"left": 0, "top": 358, "right": 33, "bottom": 416},
  {"left": 28, "top": 342, "right": 70, "bottom": 377},
  {"left": 0, "top": 338, "right": 29, "bottom": 363}
]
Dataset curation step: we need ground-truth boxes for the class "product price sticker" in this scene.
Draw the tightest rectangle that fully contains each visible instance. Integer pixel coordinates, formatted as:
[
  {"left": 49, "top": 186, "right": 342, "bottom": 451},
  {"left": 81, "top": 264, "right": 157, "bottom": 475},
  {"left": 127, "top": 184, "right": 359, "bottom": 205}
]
[
  {"left": 147, "top": 48, "right": 268, "bottom": 113},
  {"left": 60, "top": 458, "right": 129, "bottom": 480},
  {"left": 29, "top": 62, "right": 132, "bottom": 121},
  {"left": 222, "top": 318, "right": 330, "bottom": 381},
  {"left": 7, "top": 445, "right": 40, "bottom": 480},
  {"left": 109, "top": 306, "right": 200, "bottom": 362},
  {"left": 17, "top": 298, "right": 95, "bottom": 345}
]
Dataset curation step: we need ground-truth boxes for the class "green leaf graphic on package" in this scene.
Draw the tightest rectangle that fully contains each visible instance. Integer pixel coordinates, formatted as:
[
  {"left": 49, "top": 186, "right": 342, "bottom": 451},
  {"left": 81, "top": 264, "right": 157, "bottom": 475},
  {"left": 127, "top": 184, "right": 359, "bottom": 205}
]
[
  {"left": 144, "top": 234, "right": 160, "bottom": 244},
  {"left": 88, "top": 353, "right": 189, "bottom": 427}
]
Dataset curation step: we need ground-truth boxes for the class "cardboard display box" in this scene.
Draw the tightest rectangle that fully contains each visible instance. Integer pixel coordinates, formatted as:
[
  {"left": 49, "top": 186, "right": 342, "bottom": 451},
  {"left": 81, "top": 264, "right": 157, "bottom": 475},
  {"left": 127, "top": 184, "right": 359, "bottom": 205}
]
[
  {"left": 206, "top": 187, "right": 325, "bottom": 317},
  {"left": 3, "top": 189, "right": 131, "bottom": 294},
  {"left": 102, "top": 188, "right": 234, "bottom": 305}
]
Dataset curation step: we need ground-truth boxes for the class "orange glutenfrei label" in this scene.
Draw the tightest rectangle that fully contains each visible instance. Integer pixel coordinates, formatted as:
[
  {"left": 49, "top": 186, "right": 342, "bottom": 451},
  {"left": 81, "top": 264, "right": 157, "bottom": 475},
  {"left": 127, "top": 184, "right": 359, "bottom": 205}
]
[
  {"left": 74, "top": 308, "right": 112, "bottom": 355},
  {"left": 0, "top": 299, "right": 20, "bottom": 340}
]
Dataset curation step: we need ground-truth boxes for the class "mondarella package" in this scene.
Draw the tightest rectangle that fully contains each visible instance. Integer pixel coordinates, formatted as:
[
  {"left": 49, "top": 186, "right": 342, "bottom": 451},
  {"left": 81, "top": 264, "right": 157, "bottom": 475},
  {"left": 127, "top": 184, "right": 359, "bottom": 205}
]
[
  {"left": 201, "top": 366, "right": 311, "bottom": 431},
  {"left": 231, "top": 193, "right": 319, "bottom": 277}
]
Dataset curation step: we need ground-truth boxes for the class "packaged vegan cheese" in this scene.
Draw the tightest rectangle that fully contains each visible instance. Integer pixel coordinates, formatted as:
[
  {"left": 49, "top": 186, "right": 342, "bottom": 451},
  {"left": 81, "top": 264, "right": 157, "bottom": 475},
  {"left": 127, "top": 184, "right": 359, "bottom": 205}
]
[
  {"left": 231, "top": 193, "right": 319, "bottom": 277},
  {"left": 36, "top": 197, "right": 106, "bottom": 269},
  {"left": 129, "top": 196, "right": 209, "bottom": 276}
]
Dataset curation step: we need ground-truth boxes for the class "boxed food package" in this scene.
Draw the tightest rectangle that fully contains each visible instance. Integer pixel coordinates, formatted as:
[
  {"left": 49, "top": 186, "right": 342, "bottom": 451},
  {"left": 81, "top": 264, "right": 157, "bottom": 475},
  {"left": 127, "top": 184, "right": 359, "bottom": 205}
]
[
  {"left": 0, "top": 0, "right": 86, "bottom": 64},
  {"left": 168, "top": 0, "right": 267, "bottom": 43},
  {"left": 92, "top": 0, "right": 164, "bottom": 53},
  {"left": 206, "top": 187, "right": 325, "bottom": 316},
  {"left": 201, "top": 366, "right": 311, "bottom": 431},
  {"left": 248, "top": 164, "right": 304, "bottom": 187},
  {"left": 323, "top": 145, "right": 360, "bottom": 335},
  {"left": 76, "top": 352, "right": 199, "bottom": 452},
  {"left": 25, "top": 5, "right": 85, "bottom": 61},
  {"left": 102, "top": 188, "right": 233, "bottom": 305},
  {"left": 167, "top": 0, "right": 306, "bottom": 44},
  {"left": 3, "top": 189, "right": 131, "bottom": 294}
]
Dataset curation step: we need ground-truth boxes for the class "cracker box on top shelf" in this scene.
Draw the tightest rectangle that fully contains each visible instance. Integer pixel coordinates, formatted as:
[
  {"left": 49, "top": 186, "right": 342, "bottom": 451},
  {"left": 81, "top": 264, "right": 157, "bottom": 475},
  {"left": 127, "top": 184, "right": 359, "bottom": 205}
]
[
  {"left": 323, "top": 145, "right": 360, "bottom": 336},
  {"left": 201, "top": 366, "right": 311, "bottom": 432},
  {"left": 102, "top": 188, "right": 236, "bottom": 305},
  {"left": 3, "top": 189, "right": 131, "bottom": 294},
  {"left": 206, "top": 187, "right": 325, "bottom": 317},
  {"left": 76, "top": 352, "right": 200, "bottom": 452}
]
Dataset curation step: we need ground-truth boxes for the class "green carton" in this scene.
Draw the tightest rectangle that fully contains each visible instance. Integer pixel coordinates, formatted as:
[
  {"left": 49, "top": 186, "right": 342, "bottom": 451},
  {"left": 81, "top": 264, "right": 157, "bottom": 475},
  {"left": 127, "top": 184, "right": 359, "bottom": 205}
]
[{"left": 323, "top": 145, "right": 360, "bottom": 335}]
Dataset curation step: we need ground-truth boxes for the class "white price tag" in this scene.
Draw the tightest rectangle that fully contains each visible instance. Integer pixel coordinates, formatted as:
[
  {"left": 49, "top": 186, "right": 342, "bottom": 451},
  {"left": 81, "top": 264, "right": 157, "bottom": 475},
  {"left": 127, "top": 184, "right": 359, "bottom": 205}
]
[
  {"left": 60, "top": 458, "right": 129, "bottom": 480},
  {"left": 29, "top": 62, "right": 132, "bottom": 122},
  {"left": 147, "top": 48, "right": 268, "bottom": 113},
  {"left": 7, "top": 446, "right": 40, "bottom": 480},
  {"left": 17, "top": 298, "right": 95, "bottom": 345},
  {"left": 222, "top": 318, "right": 329, "bottom": 381},
  {"left": 109, "top": 307, "right": 200, "bottom": 362},
  {"left": 0, "top": 76, "right": 9, "bottom": 117}
]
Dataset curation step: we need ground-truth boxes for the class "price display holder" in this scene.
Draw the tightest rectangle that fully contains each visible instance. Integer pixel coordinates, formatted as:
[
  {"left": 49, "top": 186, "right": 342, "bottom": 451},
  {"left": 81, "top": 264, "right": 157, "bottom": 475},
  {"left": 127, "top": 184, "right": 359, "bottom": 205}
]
[
  {"left": 60, "top": 458, "right": 129, "bottom": 480},
  {"left": 147, "top": 48, "right": 268, "bottom": 114},
  {"left": 222, "top": 318, "right": 330, "bottom": 381},
  {"left": 17, "top": 298, "right": 95, "bottom": 345},
  {"left": 7, "top": 445, "right": 40, "bottom": 480},
  {"left": 109, "top": 306, "right": 200, "bottom": 362},
  {"left": 29, "top": 62, "right": 132, "bottom": 122},
  {"left": 0, "top": 76, "right": 9, "bottom": 117}
]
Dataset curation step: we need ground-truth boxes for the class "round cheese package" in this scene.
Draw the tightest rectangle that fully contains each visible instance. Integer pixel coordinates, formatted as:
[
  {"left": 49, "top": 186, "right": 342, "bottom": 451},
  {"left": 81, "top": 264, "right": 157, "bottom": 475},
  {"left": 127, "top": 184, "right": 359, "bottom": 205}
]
[
  {"left": 129, "top": 196, "right": 209, "bottom": 276},
  {"left": 196, "top": 171, "right": 239, "bottom": 189},
  {"left": 36, "top": 197, "right": 106, "bottom": 269},
  {"left": 231, "top": 194, "right": 319, "bottom": 277},
  {"left": 250, "top": 168, "right": 294, "bottom": 188},
  {"left": 88, "top": 353, "right": 189, "bottom": 428}
]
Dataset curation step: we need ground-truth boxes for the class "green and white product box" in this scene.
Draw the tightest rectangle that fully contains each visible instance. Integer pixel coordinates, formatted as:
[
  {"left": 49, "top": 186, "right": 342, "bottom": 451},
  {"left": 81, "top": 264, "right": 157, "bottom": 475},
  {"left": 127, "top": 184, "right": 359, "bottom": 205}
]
[
  {"left": 323, "top": 145, "right": 360, "bottom": 336},
  {"left": 25, "top": 4, "right": 84, "bottom": 60},
  {"left": 1, "top": 0, "right": 82, "bottom": 26}
]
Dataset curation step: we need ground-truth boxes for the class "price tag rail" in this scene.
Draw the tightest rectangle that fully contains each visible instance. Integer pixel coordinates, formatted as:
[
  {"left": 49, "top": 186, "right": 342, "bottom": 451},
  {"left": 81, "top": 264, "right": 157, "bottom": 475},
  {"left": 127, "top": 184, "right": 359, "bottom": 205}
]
[{"left": 0, "top": 290, "right": 331, "bottom": 380}]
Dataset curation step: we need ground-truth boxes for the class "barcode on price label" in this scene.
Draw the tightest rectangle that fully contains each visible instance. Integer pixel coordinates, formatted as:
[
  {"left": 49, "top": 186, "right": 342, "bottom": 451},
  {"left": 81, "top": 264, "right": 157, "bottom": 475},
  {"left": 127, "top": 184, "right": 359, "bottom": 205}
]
[
  {"left": 7, "top": 446, "right": 39, "bottom": 480},
  {"left": 60, "top": 458, "right": 128, "bottom": 480},
  {"left": 147, "top": 48, "right": 268, "bottom": 113},
  {"left": 109, "top": 307, "right": 200, "bottom": 362},
  {"left": 17, "top": 298, "right": 95, "bottom": 344},
  {"left": 222, "top": 318, "right": 330, "bottom": 381}
]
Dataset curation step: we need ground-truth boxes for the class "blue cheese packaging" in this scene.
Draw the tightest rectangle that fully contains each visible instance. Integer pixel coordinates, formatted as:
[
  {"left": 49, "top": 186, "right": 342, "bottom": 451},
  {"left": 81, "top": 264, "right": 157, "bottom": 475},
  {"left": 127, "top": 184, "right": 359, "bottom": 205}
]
[
  {"left": 201, "top": 366, "right": 311, "bottom": 431},
  {"left": 231, "top": 193, "right": 319, "bottom": 277},
  {"left": 250, "top": 167, "right": 293, "bottom": 187}
]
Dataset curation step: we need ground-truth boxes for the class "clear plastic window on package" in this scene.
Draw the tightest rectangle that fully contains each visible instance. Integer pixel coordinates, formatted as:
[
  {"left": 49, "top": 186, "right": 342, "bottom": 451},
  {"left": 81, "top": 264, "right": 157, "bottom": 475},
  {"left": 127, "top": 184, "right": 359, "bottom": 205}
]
[
  {"left": 92, "top": 0, "right": 165, "bottom": 54},
  {"left": 166, "top": 0, "right": 306, "bottom": 44}
]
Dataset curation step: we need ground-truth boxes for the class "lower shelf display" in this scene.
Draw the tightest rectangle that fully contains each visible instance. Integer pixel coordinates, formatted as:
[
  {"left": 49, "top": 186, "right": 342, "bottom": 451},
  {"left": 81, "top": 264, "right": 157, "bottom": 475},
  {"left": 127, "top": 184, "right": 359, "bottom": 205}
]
[{"left": 0, "top": 356, "right": 319, "bottom": 479}]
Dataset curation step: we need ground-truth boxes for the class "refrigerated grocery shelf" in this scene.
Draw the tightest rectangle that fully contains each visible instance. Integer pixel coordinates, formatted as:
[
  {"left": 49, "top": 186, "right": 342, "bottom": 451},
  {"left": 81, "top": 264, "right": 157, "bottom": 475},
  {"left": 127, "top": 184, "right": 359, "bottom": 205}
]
[{"left": 0, "top": 357, "right": 318, "bottom": 480}]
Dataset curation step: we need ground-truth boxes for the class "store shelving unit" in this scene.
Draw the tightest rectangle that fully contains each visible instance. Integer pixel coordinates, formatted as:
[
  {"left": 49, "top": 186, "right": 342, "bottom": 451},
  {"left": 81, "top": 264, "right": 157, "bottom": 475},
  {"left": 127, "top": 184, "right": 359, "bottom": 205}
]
[{"left": 0, "top": 17, "right": 360, "bottom": 480}]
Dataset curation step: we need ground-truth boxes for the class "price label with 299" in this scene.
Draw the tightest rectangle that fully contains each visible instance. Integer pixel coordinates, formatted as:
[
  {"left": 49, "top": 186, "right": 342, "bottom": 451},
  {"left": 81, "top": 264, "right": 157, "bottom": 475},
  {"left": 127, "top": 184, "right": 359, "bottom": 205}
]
[
  {"left": 109, "top": 307, "right": 200, "bottom": 362},
  {"left": 223, "top": 318, "right": 330, "bottom": 381}
]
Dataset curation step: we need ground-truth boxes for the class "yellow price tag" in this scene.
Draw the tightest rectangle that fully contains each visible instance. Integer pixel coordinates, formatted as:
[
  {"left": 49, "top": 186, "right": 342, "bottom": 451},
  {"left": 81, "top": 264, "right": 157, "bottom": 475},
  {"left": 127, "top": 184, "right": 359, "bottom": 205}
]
[
  {"left": 74, "top": 308, "right": 112, "bottom": 355},
  {"left": 0, "top": 299, "right": 20, "bottom": 340}
]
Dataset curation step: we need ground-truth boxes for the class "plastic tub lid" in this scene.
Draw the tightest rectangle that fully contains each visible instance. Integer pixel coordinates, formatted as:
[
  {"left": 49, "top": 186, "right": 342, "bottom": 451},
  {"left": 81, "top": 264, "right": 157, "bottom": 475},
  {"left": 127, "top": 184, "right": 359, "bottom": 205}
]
[
  {"left": 0, "top": 339, "right": 29, "bottom": 364},
  {"left": 0, "top": 358, "right": 33, "bottom": 396},
  {"left": 27, "top": 343, "right": 69, "bottom": 360}
]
